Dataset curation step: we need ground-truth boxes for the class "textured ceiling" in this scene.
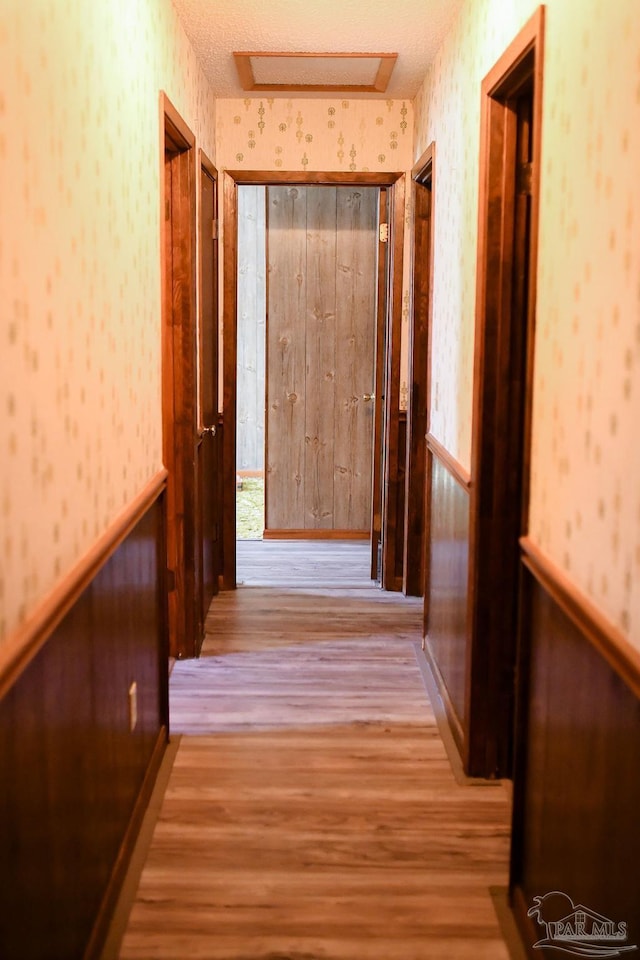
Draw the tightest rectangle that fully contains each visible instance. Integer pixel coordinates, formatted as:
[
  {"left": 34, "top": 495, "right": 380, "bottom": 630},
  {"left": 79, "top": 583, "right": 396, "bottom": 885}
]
[{"left": 170, "top": 0, "right": 465, "bottom": 99}]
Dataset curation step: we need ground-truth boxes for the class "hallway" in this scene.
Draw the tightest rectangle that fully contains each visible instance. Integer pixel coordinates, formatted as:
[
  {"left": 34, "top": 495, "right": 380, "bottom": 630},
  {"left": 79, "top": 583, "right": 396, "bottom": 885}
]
[{"left": 116, "top": 541, "right": 513, "bottom": 959}]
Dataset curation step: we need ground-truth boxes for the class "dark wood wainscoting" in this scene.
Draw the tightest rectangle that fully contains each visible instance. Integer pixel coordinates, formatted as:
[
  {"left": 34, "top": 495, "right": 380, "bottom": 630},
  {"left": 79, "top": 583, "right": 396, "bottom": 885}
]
[
  {"left": 0, "top": 478, "right": 169, "bottom": 960},
  {"left": 423, "top": 438, "right": 471, "bottom": 754},
  {"left": 511, "top": 541, "right": 640, "bottom": 955}
]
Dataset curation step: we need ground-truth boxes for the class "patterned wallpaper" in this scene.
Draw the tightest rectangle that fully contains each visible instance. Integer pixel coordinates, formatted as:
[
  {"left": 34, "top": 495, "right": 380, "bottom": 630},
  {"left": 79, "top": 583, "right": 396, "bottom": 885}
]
[
  {"left": 216, "top": 98, "right": 413, "bottom": 174},
  {"left": 414, "top": 0, "right": 640, "bottom": 647},
  {"left": 4, "top": 0, "right": 637, "bottom": 653},
  {"left": 0, "top": 0, "right": 216, "bottom": 645},
  {"left": 216, "top": 97, "right": 415, "bottom": 412}
]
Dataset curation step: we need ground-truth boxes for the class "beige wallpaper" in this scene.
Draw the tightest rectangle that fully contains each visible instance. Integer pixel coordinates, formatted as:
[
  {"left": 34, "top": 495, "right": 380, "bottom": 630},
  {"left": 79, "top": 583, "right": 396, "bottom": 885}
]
[
  {"left": 0, "top": 0, "right": 216, "bottom": 645},
  {"left": 216, "top": 97, "right": 415, "bottom": 412},
  {"left": 414, "top": 0, "right": 640, "bottom": 648},
  {"left": 216, "top": 98, "right": 413, "bottom": 173}
]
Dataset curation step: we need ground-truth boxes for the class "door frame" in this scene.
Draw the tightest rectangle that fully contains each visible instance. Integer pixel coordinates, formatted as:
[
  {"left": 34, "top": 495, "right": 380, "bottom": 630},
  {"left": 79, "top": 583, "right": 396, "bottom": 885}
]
[
  {"left": 161, "top": 93, "right": 198, "bottom": 659},
  {"left": 466, "top": 7, "right": 544, "bottom": 776},
  {"left": 404, "top": 143, "right": 435, "bottom": 597},
  {"left": 196, "top": 149, "right": 220, "bottom": 638},
  {"left": 222, "top": 170, "right": 406, "bottom": 590}
]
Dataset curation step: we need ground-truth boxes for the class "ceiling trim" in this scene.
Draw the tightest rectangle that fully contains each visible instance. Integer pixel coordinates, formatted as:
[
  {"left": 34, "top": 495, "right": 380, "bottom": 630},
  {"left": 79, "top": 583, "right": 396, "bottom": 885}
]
[{"left": 233, "top": 51, "right": 398, "bottom": 93}]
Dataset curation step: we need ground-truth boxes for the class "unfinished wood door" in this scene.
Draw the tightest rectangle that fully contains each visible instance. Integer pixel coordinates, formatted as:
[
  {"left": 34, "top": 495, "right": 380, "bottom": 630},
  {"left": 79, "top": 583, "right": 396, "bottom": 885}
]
[{"left": 265, "top": 185, "right": 378, "bottom": 536}]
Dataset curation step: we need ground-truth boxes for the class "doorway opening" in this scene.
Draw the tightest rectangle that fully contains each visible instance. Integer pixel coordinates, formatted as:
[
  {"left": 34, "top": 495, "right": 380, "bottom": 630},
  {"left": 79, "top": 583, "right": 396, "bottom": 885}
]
[
  {"left": 236, "top": 185, "right": 266, "bottom": 541},
  {"left": 161, "top": 93, "right": 198, "bottom": 659},
  {"left": 223, "top": 172, "right": 406, "bottom": 591},
  {"left": 466, "top": 8, "right": 544, "bottom": 777},
  {"left": 406, "top": 142, "right": 435, "bottom": 599}
]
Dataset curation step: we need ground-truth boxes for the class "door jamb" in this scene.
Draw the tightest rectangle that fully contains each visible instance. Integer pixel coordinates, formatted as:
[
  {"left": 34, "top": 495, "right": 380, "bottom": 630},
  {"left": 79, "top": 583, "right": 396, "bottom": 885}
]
[
  {"left": 404, "top": 143, "right": 435, "bottom": 597},
  {"left": 222, "top": 171, "right": 405, "bottom": 590},
  {"left": 197, "top": 149, "right": 220, "bottom": 638},
  {"left": 466, "top": 7, "right": 544, "bottom": 776},
  {"left": 161, "top": 92, "right": 198, "bottom": 658}
]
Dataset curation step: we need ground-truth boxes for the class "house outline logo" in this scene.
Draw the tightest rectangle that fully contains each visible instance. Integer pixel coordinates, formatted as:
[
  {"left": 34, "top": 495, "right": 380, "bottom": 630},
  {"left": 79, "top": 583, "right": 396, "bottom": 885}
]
[{"left": 528, "top": 891, "right": 638, "bottom": 957}]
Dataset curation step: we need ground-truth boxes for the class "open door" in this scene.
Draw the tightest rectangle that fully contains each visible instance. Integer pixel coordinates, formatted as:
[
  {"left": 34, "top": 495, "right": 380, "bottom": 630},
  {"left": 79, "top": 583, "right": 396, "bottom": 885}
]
[
  {"left": 264, "top": 185, "right": 378, "bottom": 538},
  {"left": 371, "top": 180, "right": 406, "bottom": 591},
  {"left": 197, "top": 151, "right": 220, "bottom": 635},
  {"left": 370, "top": 189, "right": 387, "bottom": 582}
]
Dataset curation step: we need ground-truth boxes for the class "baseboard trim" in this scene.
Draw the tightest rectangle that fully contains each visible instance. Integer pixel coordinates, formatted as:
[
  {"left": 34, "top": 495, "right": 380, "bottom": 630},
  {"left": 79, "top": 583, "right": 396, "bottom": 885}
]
[
  {"left": 490, "top": 887, "right": 531, "bottom": 960},
  {"left": 86, "top": 725, "right": 170, "bottom": 960},
  {"left": 414, "top": 641, "right": 501, "bottom": 787},
  {"left": 509, "top": 884, "right": 540, "bottom": 960},
  {"left": 0, "top": 470, "right": 168, "bottom": 699},
  {"left": 98, "top": 734, "right": 181, "bottom": 960}
]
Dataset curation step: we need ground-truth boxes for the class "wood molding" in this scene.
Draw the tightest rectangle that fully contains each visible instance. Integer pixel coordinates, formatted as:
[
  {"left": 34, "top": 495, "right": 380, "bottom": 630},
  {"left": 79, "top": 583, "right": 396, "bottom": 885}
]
[
  {"left": 0, "top": 470, "right": 168, "bottom": 701},
  {"left": 412, "top": 143, "right": 434, "bottom": 183},
  {"left": 423, "top": 637, "right": 465, "bottom": 756},
  {"left": 483, "top": 6, "right": 545, "bottom": 97},
  {"left": 510, "top": 884, "right": 539, "bottom": 959},
  {"left": 222, "top": 172, "right": 239, "bottom": 589},
  {"left": 464, "top": 6, "right": 545, "bottom": 778},
  {"left": 162, "top": 99, "right": 198, "bottom": 656},
  {"left": 425, "top": 433, "right": 471, "bottom": 490},
  {"left": 85, "top": 725, "right": 168, "bottom": 960},
  {"left": 381, "top": 174, "right": 406, "bottom": 591},
  {"left": 404, "top": 144, "right": 434, "bottom": 596},
  {"left": 226, "top": 171, "right": 404, "bottom": 187},
  {"left": 161, "top": 91, "right": 195, "bottom": 150},
  {"left": 199, "top": 147, "right": 217, "bottom": 182},
  {"left": 263, "top": 530, "right": 369, "bottom": 541},
  {"left": 520, "top": 535, "right": 640, "bottom": 700},
  {"left": 197, "top": 147, "right": 221, "bottom": 635}
]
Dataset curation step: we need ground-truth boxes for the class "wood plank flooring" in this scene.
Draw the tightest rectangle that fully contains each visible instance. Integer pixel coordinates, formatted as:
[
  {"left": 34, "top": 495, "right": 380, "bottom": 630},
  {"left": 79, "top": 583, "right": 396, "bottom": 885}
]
[{"left": 118, "top": 541, "right": 512, "bottom": 960}]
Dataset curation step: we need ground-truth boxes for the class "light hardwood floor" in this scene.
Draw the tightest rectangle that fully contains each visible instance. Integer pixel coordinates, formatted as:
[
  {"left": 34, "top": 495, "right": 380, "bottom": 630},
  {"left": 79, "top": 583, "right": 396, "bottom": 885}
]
[{"left": 118, "top": 541, "right": 513, "bottom": 960}]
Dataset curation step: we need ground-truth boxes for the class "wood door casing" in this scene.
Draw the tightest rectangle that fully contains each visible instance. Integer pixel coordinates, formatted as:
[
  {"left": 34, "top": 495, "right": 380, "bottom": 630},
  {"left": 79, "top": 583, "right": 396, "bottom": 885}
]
[
  {"left": 198, "top": 152, "right": 220, "bottom": 633},
  {"left": 404, "top": 144, "right": 435, "bottom": 597},
  {"left": 265, "top": 185, "right": 378, "bottom": 535},
  {"left": 466, "top": 8, "right": 544, "bottom": 776},
  {"left": 222, "top": 170, "right": 406, "bottom": 591},
  {"left": 370, "top": 189, "right": 388, "bottom": 580},
  {"left": 162, "top": 94, "right": 198, "bottom": 659}
]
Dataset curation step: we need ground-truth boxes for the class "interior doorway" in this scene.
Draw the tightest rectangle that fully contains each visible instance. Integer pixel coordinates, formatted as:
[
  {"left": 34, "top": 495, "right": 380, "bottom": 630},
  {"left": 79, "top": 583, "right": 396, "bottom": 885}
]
[
  {"left": 223, "top": 172, "right": 405, "bottom": 591},
  {"left": 405, "top": 143, "right": 435, "bottom": 599},
  {"left": 466, "top": 8, "right": 544, "bottom": 777},
  {"left": 235, "top": 183, "right": 380, "bottom": 542},
  {"left": 161, "top": 93, "right": 198, "bottom": 659}
]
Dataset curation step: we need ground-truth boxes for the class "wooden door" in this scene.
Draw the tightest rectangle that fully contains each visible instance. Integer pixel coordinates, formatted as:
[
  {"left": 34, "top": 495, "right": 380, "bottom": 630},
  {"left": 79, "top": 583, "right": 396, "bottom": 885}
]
[
  {"left": 197, "top": 152, "right": 220, "bottom": 634},
  {"left": 162, "top": 95, "right": 198, "bottom": 660},
  {"left": 370, "top": 189, "right": 387, "bottom": 580},
  {"left": 265, "top": 185, "right": 378, "bottom": 536}
]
